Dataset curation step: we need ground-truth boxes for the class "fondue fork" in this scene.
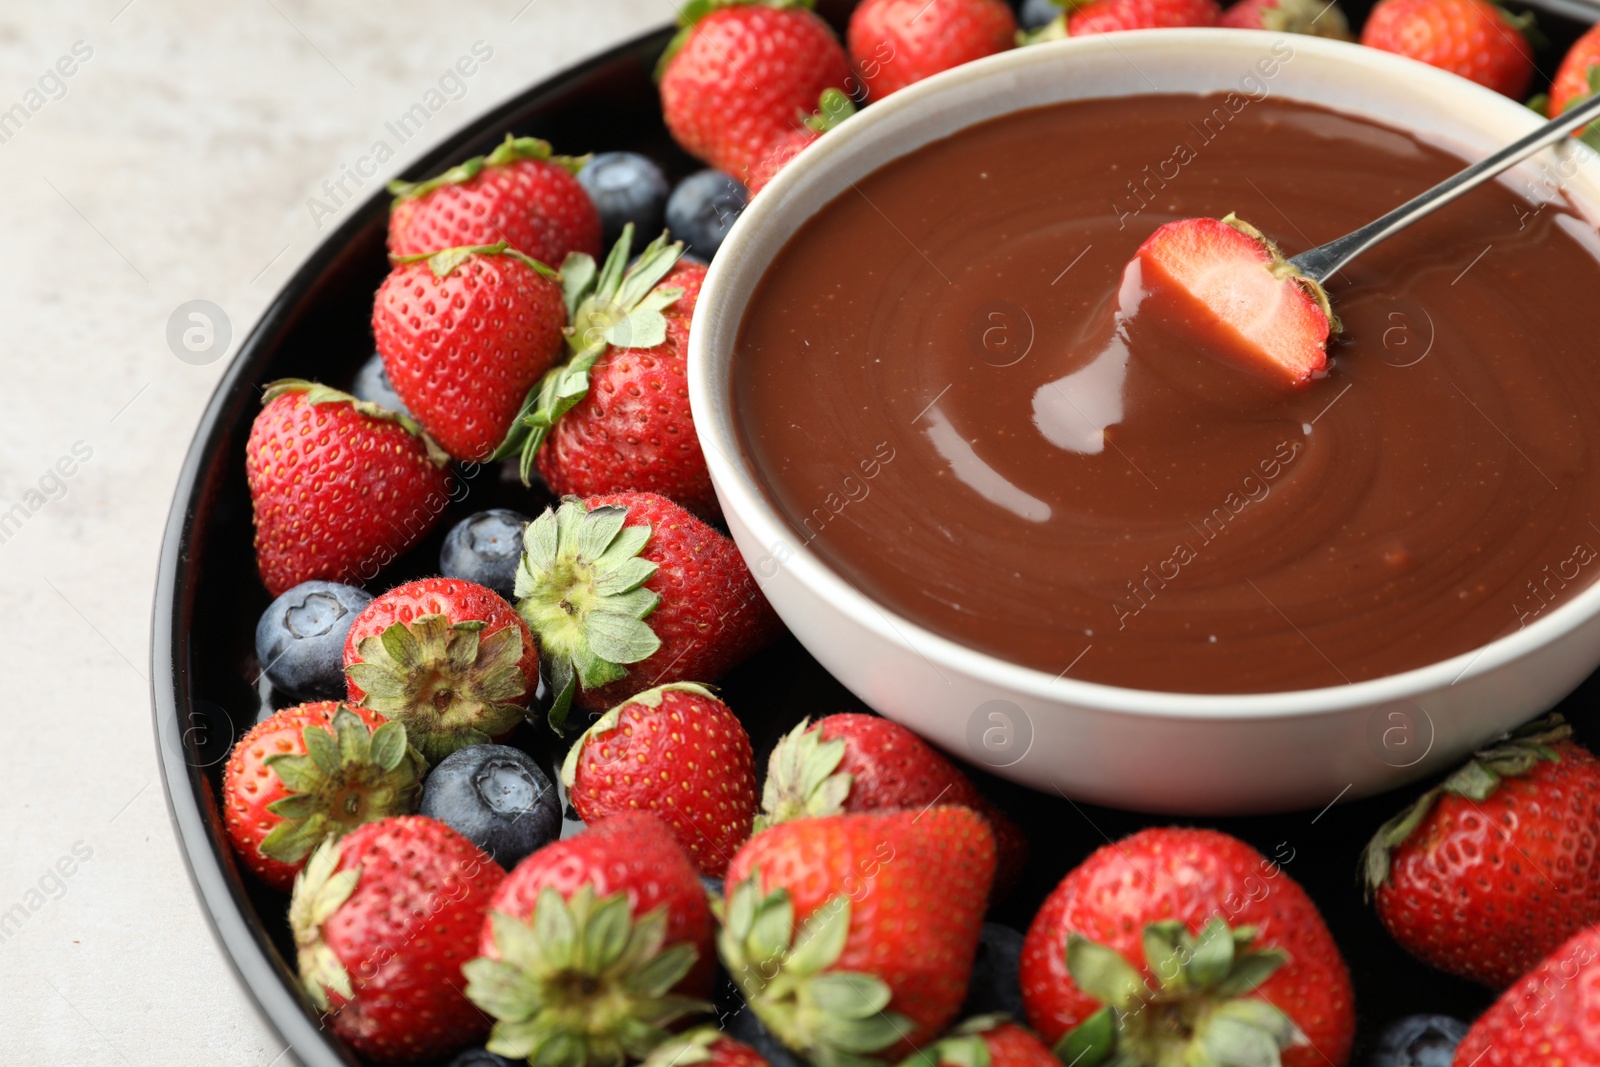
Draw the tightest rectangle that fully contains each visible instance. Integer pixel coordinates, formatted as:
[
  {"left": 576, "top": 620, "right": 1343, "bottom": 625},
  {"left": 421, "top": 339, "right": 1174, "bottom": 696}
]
[{"left": 1289, "top": 90, "right": 1600, "bottom": 283}]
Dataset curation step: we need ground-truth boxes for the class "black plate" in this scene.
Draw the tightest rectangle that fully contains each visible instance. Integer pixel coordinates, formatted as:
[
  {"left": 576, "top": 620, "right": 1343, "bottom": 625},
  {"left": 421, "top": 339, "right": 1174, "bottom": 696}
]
[{"left": 154, "top": 5, "right": 1600, "bottom": 1065}]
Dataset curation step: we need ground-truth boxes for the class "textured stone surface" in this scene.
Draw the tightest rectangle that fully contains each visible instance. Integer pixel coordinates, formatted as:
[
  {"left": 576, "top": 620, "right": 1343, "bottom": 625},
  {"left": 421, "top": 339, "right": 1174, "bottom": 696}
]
[{"left": 0, "top": 2, "right": 664, "bottom": 1061}]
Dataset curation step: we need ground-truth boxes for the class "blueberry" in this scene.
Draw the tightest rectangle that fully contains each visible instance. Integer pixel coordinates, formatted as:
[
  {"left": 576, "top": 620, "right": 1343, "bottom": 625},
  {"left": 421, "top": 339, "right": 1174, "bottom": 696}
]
[
  {"left": 351, "top": 351, "right": 410, "bottom": 417},
  {"left": 1368, "top": 1015, "right": 1469, "bottom": 1067},
  {"left": 439, "top": 509, "right": 530, "bottom": 601},
  {"left": 961, "top": 922, "right": 1026, "bottom": 1019},
  {"left": 577, "top": 151, "right": 671, "bottom": 249},
  {"left": 254, "top": 581, "right": 373, "bottom": 700},
  {"left": 447, "top": 1050, "right": 519, "bottom": 1067},
  {"left": 1017, "top": 0, "right": 1063, "bottom": 29},
  {"left": 419, "top": 745, "right": 561, "bottom": 869},
  {"left": 665, "top": 170, "right": 748, "bottom": 260}
]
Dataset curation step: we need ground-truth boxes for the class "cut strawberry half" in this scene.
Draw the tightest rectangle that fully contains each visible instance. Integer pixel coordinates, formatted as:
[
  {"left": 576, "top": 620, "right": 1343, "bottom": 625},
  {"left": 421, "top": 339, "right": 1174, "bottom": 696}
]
[{"left": 1134, "top": 214, "right": 1337, "bottom": 387}]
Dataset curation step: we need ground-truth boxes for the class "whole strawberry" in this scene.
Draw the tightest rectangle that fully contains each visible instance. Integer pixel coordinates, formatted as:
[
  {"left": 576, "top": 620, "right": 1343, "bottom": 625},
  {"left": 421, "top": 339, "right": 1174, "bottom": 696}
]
[
  {"left": 514, "top": 493, "right": 782, "bottom": 729},
  {"left": 1024, "top": 0, "right": 1219, "bottom": 37},
  {"left": 291, "top": 816, "right": 505, "bottom": 1064},
  {"left": 642, "top": 1028, "right": 771, "bottom": 1067},
  {"left": 245, "top": 380, "right": 451, "bottom": 596},
  {"left": 746, "top": 89, "right": 856, "bottom": 194},
  {"left": 224, "top": 702, "right": 424, "bottom": 891},
  {"left": 914, "top": 1017, "right": 1061, "bottom": 1067},
  {"left": 342, "top": 577, "right": 539, "bottom": 761},
  {"left": 388, "top": 135, "right": 601, "bottom": 266},
  {"left": 502, "top": 227, "right": 719, "bottom": 518},
  {"left": 1453, "top": 923, "right": 1600, "bottom": 1066},
  {"left": 1360, "top": 0, "right": 1534, "bottom": 99},
  {"left": 562, "top": 683, "right": 757, "bottom": 878},
  {"left": 757, "top": 713, "right": 1027, "bottom": 896},
  {"left": 373, "top": 243, "right": 566, "bottom": 462},
  {"left": 1218, "top": 0, "right": 1353, "bottom": 37},
  {"left": 659, "top": 0, "right": 850, "bottom": 182},
  {"left": 1550, "top": 22, "right": 1600, "bottom": 134},
  {"left": 463, "top": 813, "right": 716, "bottom": 1066},
  {"left": 847, "top": 0, "right": 1016, "bottom": 101},
  {"left": 721, "top": 807, "right": 996, "bottom": 1063},
  {"left": 1362, "top": 714, "right": 1600, "bottom": 989},
  {"left": 1021, "top": 827, "right": 1354, "bottom": 1067}
]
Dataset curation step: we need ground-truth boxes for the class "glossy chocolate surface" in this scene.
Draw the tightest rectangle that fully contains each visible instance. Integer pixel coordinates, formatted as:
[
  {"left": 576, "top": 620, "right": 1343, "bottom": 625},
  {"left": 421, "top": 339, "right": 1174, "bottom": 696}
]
[{"left": 734, "top": 93, "right": 1600, "bottom": 692}]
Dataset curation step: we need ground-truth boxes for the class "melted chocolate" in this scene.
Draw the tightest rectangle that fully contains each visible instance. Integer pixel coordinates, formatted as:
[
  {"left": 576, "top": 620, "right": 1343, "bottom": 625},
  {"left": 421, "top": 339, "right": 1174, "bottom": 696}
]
[{"left": 733, "top": 94, "right": 1600, "bottom": 693}]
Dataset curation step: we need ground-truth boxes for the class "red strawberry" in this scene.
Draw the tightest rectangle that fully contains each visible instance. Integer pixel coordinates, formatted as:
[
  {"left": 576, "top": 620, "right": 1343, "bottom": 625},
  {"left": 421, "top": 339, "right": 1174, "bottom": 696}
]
[
  {"left": 847, "top": 0, "right": 1016, "bottom": 101},
  {"left": 1452, "top": 922, "right": 1600, "bottom": 1066},
  {"left": 757, "top": 713, "right": 1027, "bottom": 897},
  {"left": 721, "top": 807, "right": 996, "bottom": 1062},
  {"left": 641, "top": 1028, "right": 771, "bottom": 1067},
  {"left": 464, "top": 813, "right": 716, "bottom": 1065},
  {"left": 508, "top": 227, "right": 719, "bottom": 518},
  {"left": 1025, "top": 0, "right": 1219, "bottom": 37},
  {"left": 1362, "top": 714, "right": 1600, "bottom": 989},
  {"left": 917, "top": 1018, "right": 1061, "bottom": 1067},
  {"left": 223, "top": 702, "right": 424, "bottom": 891},
  {"left": 1550, "top": 22, "right": 1600, "bottom": 138},
  {"left": 746, "top": 89, "right": 856, "bottom": 194},
  {"left": 373, "top": 243, "right": 567, "bottom": 462},
  {"left": 387, "top": 135, "right": 601, "bottom": 266},
  {"left": 1134, "top": 214, "right": 1335, "bottom": 387},
  {"left": 659, "top": 0, "right": 850, "bottom": 181},
  {"left": 1218, "top": 0, "right": 1353, "bottom": 37},
  {"left": 561, "top": 683, "right": 757, "bottom": 878},
  {"left": 1359, "top": 0, "right": 1535, "bottom": 99},
  {"left": 245, "top": 380, "right": 451, "bottom": 597},
  {"left": 290, "top": 816, "right": 505, "bottom": 1064},
  {"left": 513, "top": 492, "right": 782, "bottom": 729},
  {"left": 1020, "top": 827, "right": 1354, "bottom": 1067},
  {"left": 342, "top": 577, "right": 539, "bottom": 762}
]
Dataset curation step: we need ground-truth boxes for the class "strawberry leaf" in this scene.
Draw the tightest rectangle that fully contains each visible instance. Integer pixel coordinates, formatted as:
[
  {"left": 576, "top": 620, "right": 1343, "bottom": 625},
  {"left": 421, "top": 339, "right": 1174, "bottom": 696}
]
[
  {"left": 387, "top": 134, "right": 587, "bottom": 202},
  {"left": 1361, "top": 713, "right": 1573, "bottom": 895},
  {"left": 1066, "top": 933, "right": 1147, "bottom": 1009},
  {"left": 1054, "top": 1005, "right": 1114, "bottom": 1067},
  {"left": 346, "top": 614, "right": 528, "bottom": 761},
  {"left": 515, "top": 499, "right": 662, "bottom": 734},
  {"left": 469, "top": 886, "right": 707, "bottom": 1067},
  {"left": 757, "top": 718, "right": 853, "bottom": 831},
  {"left": 261, "top": 378, "right": 450, "bottom": 467}
]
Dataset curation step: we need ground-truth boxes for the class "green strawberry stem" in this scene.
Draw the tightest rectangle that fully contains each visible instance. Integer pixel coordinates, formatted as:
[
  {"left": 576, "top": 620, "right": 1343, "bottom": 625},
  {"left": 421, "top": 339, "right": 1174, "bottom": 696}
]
[
  {"left": 387, "top": 134, "right": 588, "bottom": 202},
  {"left": 463, "top": 885, "right": 707, "bottom": 1067},
  {"left": 806, "top": 88, "right": 855, "bottom": 134},
  {"left": 262, "top": 379, "right": 450, "bottom": 467},
  {"left": 290, "top": 837, "right": 363, "bottom": 1011},
  {"left": 390, "top": 240, "right": 561, "bottom": 281},
  {"left": 1361, "top": 713, "right": 1573, "bottom": 895},
  {"left": 640, "top": 1027, "right": 732, "bottom": 1067},
  {"left": 754, "top": 718, "right": 853, "bottom": 833},
  {"left": 514, "top": 498, "right": 662, "bottom": 735},
  {"left": 344, "top": 614, "right": 529, "bottom": 762},
  {"left": 1055, "top": 919, "right": 1304, "bottom": 1067},
  {"left": 1573, "top": 67, "right": 1600, "bottom": 152},
  {"left": 260, "top": 707, "right": 426, "bottom": 864},
  {"left": 655, "top": 0, "right": 819, "bottom": 81},
  {"left": 897, "top": 1016, "right": 1009, "bottom": 1067},
  {"left": 719, "top": 872, "right": 911, "bottom": 1067},
  {"left": 489, "top": 224, "right": 686, "bottom": 483},
  {"left": 559, "top": 682, "right": 719, "bottom": 790}
]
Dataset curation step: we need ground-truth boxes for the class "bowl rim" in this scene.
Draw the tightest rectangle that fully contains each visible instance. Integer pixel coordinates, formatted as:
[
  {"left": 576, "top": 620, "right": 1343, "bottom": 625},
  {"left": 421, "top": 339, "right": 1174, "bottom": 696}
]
[{"left": 689, "top": 28, "right": 1600, "bottom": 722}]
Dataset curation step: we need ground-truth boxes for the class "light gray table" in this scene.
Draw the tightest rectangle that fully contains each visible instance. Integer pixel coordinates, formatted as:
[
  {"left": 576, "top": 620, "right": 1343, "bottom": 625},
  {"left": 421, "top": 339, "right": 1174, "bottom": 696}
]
[{"left": 0, "top": 2, "right": 667, "bottom": 1061}]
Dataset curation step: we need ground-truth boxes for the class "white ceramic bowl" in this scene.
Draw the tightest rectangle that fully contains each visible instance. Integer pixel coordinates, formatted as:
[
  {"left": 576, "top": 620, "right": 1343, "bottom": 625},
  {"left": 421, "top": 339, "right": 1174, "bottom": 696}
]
[{"left": 688, "top": 30, "right": 1600, "bottom": 814}]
